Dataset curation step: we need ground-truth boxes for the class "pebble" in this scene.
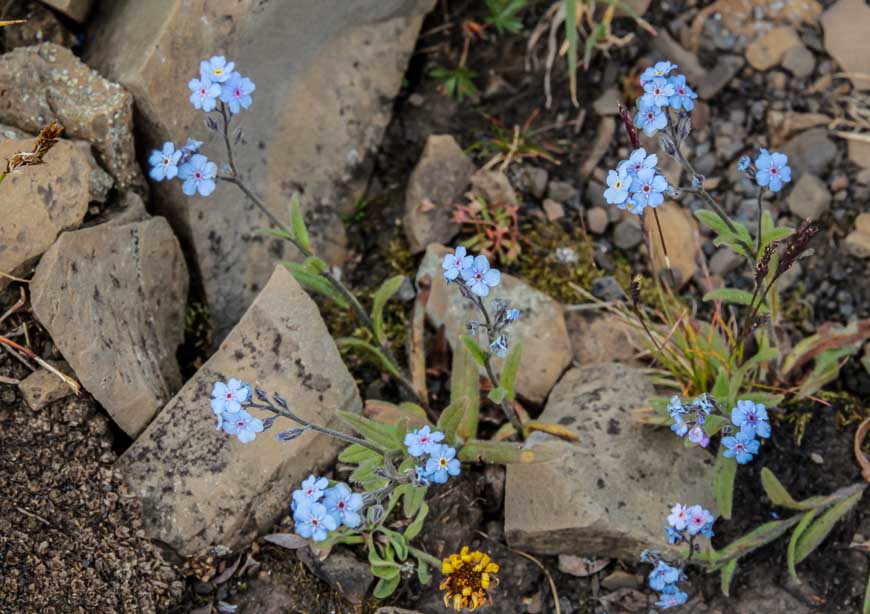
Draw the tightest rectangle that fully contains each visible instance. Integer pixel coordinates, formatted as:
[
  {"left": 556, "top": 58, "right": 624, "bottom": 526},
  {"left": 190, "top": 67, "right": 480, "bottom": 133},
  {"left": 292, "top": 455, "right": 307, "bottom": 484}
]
[
  {"left": 745, "top": 26, "right": 802, "bottom": 71},
  {"left": 709, "top": 246, "right": 745, "bottom": 276},
  {"left": 522, "top": 165, "right": 549, "bottom": 199},
  {"left": 613, "top": 216, "right": 643, "bottom": 250},
  {"left": 542, "top": 198, "right": 565, "bottom": 221},
  {"left": 591, "top": 276, "right": 625, "bottom": 302},
  {"left": 787, "top": 173, "right": 831, "bottom": 220},
  {"left": 586, "top": 207, "right": 609, "bottom": 234},
  {"left": 547, "top": 180, "right": 579, "bottom": 203},
  {"left": 781, "top": 45, "right": 815, "bottom": 78}
]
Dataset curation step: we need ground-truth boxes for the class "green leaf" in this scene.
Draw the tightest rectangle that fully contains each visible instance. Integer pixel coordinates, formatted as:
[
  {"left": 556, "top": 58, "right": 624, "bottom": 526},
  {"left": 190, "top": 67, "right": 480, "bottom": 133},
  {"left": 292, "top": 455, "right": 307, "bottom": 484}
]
[
  {"left": 350, "top": 455, "right": 384, "bottom": 485},
  {"left": 380, "top": 528, "right": 409, "bottom": 561},
  {"left": 797, "top": 347, "right": 857, "bottom": 399},
  {"left": 338, "top": 443, "right": 381, "bottom": 464},
  {"left": 452, "top": 339, "right": 481, "bottom": 441},
  {"left": 713, "top": 446, "right": 737, "bottom": 520},
  {"left": 284, "top": 262, "right": 349, "bottom": 308},
  {"left": 257, "top": 227, "right": 294, "bottom": 241},
  {"left": 288, "top": 193, "right": 311, "bottom": 253},
  {"left": 702, "top": 414, "right": 730, "bottom": 437},
  {"left": 794, "top": 490, "right": 863, "bottom": 565},
  {"left": 763, "top": 226, "right": 794, "bottom": 244},
  {"left": 485, "top": 0, "right": 527, "bottom": 34},
  {"left": 695, "top": 210, "right": 733, "bottom": 238},
  {"left": 460, "top": 335, "right": 488, "bottom": 367},
  {"left": 488, "top": 386, "right": 507, "bottom": 404},
  {"left": 730, "top": 347, "right": 779, "bottom": 406},
  {"left": 371, "top": 275, "right": 405, "bottom": 345},
  {"left": 458, "top": 439, "right": 564, "bottom": 464},
  {"left": 404, "top": 502, "right": 429, "bottom": 542},
  {"left": 720, "top": 559, "right": 738, "bottom": 596},
  {"left": 703, "top": 288, "right": 766, "bottom": 311},
  {"left": 338, "top": 411, "right": 402, "bottom": 451},
  {"left": 437, "top": 400, "right": 467, "bottom": 446},
  {"left": 337, "top": 338, "right": 402, "bottom": 381},
  {"left": 715, "top": 517, "right": 801, "bottom": 562},
  {"left": 417, "top": 557, "right": 432, "bottom": 585},
  {"left": 863, "top": 572, "right": 870, "bottom": 614},
  {"left": 403, "top": 486, "right": 427, "bottom": 519},
  {"left": 373, "top": 573, "right": 401, "bottom": 598},
  {"left": 787, "top": 509, "right": 817, "bottom": 581},
  {"left": 712, "top": 367, "right": 730, "bottom": 401},
  {"left": 499, "top": 342, "right": 522, "bottom": 402},
  {"left": 760, "top": 468, "right": 802, "bottom": 509},
  {"left": 565, "top": 0, "right": 578, "bottom": 106}
]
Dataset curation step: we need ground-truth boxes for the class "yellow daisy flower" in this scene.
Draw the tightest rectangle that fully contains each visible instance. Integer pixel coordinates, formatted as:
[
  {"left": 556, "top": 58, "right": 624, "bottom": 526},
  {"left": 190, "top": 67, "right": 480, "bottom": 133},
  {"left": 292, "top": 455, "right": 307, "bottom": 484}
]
[{"left": 439, "top": 546, "right": 499, "bottom": 611}]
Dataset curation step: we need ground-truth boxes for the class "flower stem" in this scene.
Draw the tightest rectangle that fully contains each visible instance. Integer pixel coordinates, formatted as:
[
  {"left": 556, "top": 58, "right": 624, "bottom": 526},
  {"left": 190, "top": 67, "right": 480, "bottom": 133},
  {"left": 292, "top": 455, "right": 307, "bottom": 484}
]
[{"left": 408, "top": 545, "right": 443, "bottom": 569}]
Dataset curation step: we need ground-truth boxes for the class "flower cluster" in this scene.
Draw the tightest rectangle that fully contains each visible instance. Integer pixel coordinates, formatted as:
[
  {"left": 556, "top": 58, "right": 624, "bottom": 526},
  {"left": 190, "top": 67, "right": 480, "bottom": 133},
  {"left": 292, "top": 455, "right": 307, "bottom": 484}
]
[
  {"left": 440, "top": 547, "right": 499, "bottom": 611},
  {"left": 189, "top": 55, "right": 256, "bottom": 115},
  {"left": 603, "top": 147, "right": 669, "bottom": 215},
  {"left": 404, "top": 426, "right": 460, "bottom": 485},
  {"left": 147, "top": 138, "right": 218, "bottom": 196},
  {"left": 211, "top": 379, "right": 264, "bottom": 443},
  {"left": 723, "top": 400, "right": 770, "bottom": 464},
  {"left": 738, "top": 149, "right": 793, "bottom": 193},
  {"left": 667, "top": 393, "right": 714, "bottom": 448},
  {"left": 648, "top": 560, "right": 688, "bottom": 609},
  {"left": 666, "top": 502, "right": 715, "bottom": 544},
  {"left": 291, "top": 474, "right": 363, "bottom": 542},
  {"left": 635, "top": 61, "right": 697, "bottom": 137}
]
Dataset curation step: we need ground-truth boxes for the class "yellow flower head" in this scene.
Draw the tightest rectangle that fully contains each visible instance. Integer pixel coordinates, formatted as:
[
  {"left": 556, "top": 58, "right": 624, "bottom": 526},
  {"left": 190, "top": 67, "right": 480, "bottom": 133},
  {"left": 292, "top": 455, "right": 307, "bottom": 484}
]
[{"left": 439, "top": 546, "right": 499, "bottom": 611}]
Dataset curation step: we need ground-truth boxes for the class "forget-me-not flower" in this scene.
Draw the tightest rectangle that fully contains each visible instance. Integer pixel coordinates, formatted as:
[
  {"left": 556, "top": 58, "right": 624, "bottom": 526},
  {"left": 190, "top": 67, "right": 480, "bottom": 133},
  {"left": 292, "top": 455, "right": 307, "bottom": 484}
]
[
  {"left": 722, "top": 430, "right": 761, "bottom": 464},
  {"left": 461, "top": 255, "right": 501, "bottom": 297},
  {"left": 667, "top": 74, "right": 697, "bottom": 111},
  {"left": 425, "top": 444, "right": 461, "bottom": 483},
  {"left": 635, "top": 99, "right": 667, "bottom": 136},
  {"left": 603, "top": 168, "right": 630, "bottom": 205},
  {"left": 200, "top": 56, "right": 236, "bottom": 83},
  {"left": 293, "top": 474, "right": 329, "bottom": 510},
  {"left": 667, "top": 503, "right": 688, "bottom": 531},
  {"left": 754, "top": 149, "right": 792, "bottom": 193},
  {"left": 220, "top": 73, "right": 256, "bottom": 114},
  {"left": 403, "top": 426, "right": 445, "bottom": 458},
  {"left": 618, "top": 148, "right": 658, "bottom": 178},
  {"left": 655, "top": 589, "right": 688, "bottom": 609},
  {"left": 179, "top": 154, "right": 218, "bottom": 197},
  {"left": 323, "top": 483, "right": 364, "bottom": 529},
  {"left": 211, "top": 379, "right": 251, "bottom": 419},
  {"left": 685, "top": 505, "right": 714, "bottom": 537},
  {"left": 293, "top": 502, "right": 338, "bottom": 542},
  {"left": 505, "top": 308, "right": 520, "bottom": 322},
  {"left": 737, "top": 155, "right": 751, "bottom": 172},
  {"left": 687, "top": 425, "right": 710, "bottom": 448},
  {"left": 640, "top": 60, "right": 678, "bottom": 85},
  {"left": 731, "top": 400, "right": 771, "bottom": 439},
  {"left": 442, "top": 246, "right": 473, "bottom": 282},
  {"left": 221, "top": 409, "right": 264, "bottom": 443},
  {"left": 489, "top": 335, "right": 508, "bottom": 358},
  {"left": 641, "top": 77, "right": 675, "bottom": 108},
  {"left": 670, "top": 413, "right": 689, "bottom": 437},
  {"left": 148, "top": 142, "right": 182, "bottom": 181},
  {"left": 188, "top": 75, "right": 221, "bottom": 112},
  {"left": 648, "top": 561, "right": 680, "bottom": 591},
  {"left": 631, "top": 168, "right": 668, "bottom": 208}
]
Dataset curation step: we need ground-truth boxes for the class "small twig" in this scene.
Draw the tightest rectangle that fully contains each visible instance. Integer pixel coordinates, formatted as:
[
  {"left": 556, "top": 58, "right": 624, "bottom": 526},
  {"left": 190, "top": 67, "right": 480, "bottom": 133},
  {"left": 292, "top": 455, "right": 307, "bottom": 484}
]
[
  {"left": 0, "top": 375, "right": 20, "bottom": 385},
  {"left": 0, "top": 287, "right": 26, "bottom": 327},
  {"left": 15, "top": 506, "right": 52, "bottom": 526},
  {"left": 0, "top": 335, "right": 80, "bottom": 393}
]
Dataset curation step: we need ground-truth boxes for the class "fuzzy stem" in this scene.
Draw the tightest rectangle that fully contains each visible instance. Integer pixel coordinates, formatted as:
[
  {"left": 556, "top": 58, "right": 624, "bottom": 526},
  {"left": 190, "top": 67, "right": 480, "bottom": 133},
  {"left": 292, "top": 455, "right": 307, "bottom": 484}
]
[{"left": 408, "top": 545, "right": 443, "bottom": 569}]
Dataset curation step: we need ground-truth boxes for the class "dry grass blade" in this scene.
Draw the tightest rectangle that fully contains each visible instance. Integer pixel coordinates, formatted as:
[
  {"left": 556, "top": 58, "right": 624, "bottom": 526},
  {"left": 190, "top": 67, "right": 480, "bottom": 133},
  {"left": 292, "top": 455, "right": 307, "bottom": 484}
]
[{"left": 0, "top": 334, "right": 80, "bottom": 394}]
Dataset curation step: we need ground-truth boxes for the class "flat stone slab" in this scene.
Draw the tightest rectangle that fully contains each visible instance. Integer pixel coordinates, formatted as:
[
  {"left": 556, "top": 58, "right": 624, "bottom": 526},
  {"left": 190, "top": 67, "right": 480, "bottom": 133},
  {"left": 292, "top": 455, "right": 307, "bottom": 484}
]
[
  {"left": 505, "top": 363, "right": 715, "bottom": 559},
  {"left": 115, "top": 266, "right": 362, "bottom": 556}
]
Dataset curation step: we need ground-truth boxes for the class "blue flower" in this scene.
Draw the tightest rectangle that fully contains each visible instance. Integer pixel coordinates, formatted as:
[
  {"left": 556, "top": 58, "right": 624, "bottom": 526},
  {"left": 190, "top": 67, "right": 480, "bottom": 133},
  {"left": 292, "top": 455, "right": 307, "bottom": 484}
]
[
  {"left": 691, "top": 393, "right": 714, "bottom": 416},
  {"left": 701, "top": 521, "right": 715, "bottom": 538},
  {"left": 667, "top": 74, "right": 697, "bottom": 111},
  {"left": 685, "top": 505, "right": 714, "bottom": 536},
  {"left": 667, "top": 396, "right": 685, "bottom": 419},
  {"left": 619, "top": 197, "right": 646, "bottom": 216},
  {"left": 211, "top": 379, "right": 251, "bottom": 428},
  {"left": 424, "top": 444, "right": 461, "bottom": 484},
  {"left": 641, "top": 77, "right": 675, "bottom": 108},
  {"left": 148, "top": 142, "right": 182, "bottom": 181},
  {"left": 603, "top": 168, "right": 630, "bottom": 205},
  {"left": 635, "top": 100, "right": 667, "bottom": 136},
  {"left": 665, "top": 527, "right": 683, "bottom": 545},
  {"left": 414, "top": 465, "right": 431, "bottom": 486},
  {"left": 489, "top": 335, "right": 508, "bottom": 358},
  {"left": 505, "top": 308, "right": 521, "bottom": 322},
  {"left": 722, "top": 430, "right": 761, "bottom": 464},
  {"left": 221, "top": 409, "right": 264, "bottom": 443},
  {"left": 655, "top": 589, "right": 688, "bottom": 609},
  {"left": 687, "top": 425, "right": 709, "bottom": 448},
  {"left": 631, "top": 168, "right": 668, "bottom": 208},
  {"left": 648, "top": 561, "right": 680, "bottom": 591},
  {"left": 670, "top": 414, "right": 689, "bottom": 437},
  {"left": 754, "top": 149, "right": 792, "bottom": 192},
  {"left": 179, "top": 154, "right": 218, "bottom": 197},
  {"left": 188, "top": 76, "right": 221, "bottom": 112},
  {"left": 293, "top": 501, "right": 338, "bottom": 542},
  {"left": 178, "top": 138, "right": 203, "bottom": 165},
  {"left": 737, "top": 155, "right": 751, "bottom": 172},
  {"left": 617, "top": 147, "right": 658, "bottom": 178},
  {"left": 667, "top": 503, "right": 688, "bottom": 530},
  {"left": 731, "top": 400, "right": 771, "bottom": 439},
  {"left": 460, "top": 255, "right": 501, "bottom": 297},
  {"left": 640, "top": 60, "right": 678, "bottom": 85},
  {"left": 403, "top": 425, "right": 445, "bottom": 458},
  {"left": 442, "top": 246, "right": 473, "bottom": 282},
  {"left": 200, "top": 56, "right": 236, "bottom": 83},
  {"left": 292, "top": 474, "right": 329, "bottom": 510},
  {"left": 323, "top": 483, "right": 364, "bottom": 529},
  {"left": 220, "top": 73, "right": 256, "bottom": 114}
]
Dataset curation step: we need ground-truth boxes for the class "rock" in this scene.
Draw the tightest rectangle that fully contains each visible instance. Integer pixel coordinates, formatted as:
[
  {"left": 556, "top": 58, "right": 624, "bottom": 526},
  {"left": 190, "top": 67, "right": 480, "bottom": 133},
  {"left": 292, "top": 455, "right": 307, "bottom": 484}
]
[
  {"left": 651, "top": 31, "right": 705, "bottom": 82},
  {"left": 590, "top": 276, "right": 624, "bottom": 302},
  {"left": 844, "top": 228, "right": 870, "bottom": 258},
  {"left": 520, "top": 165, "right": 548, "bottom": 199},
  {"left": 613, "top": 216, "right": 642, "bottom": 250},
  {"left": 766, "top": 111, "right": 831, "bottom": 147},
  {"left": 114, "top": 266, "right": 362, "bottom": 556},
  {"left": 0, "top": 1, "right": 76, "bottom": 50},
  {"left": 73, "top": 140, "right": 114, "bottom": 203},
  {"left": 504, "top": 364, "right": 715, "bottom": 559},
  {"left": 586, "top": 180, "right": 607, "bottom": 209},
  {"left": 297, "top": 548, "right": 372, "bottom": 605},
  {"left": 709, "top": 246, "right": 744, "bottom": 276},
  {"left": 776, "top": 261, "right": 802, "bottom": 291},
  {"left": 566, "top": 312, "right": 639, "bottom": 365},
  {"left": 0, "top": 44, "right": 142, "bottom": 190},
  {"left": 30, "top": 218, "right": 188, "bottom": 437},
  {"left": 18, "top": 362, "right": 75, "bottom": 411},
  {"left": 781, "top": 45, "right": 815, "bottom": 78},
  {"left": 39, "top": 0, "right": 93, "bottom": 22},
  {"left": 586, "top": 206, "right": 609, "bottom": 234},
  {"left": 403, "top": 135, "right": 475, "bottom": 253},
  {"left": 745, "top": 26, "right": 802, "bottom": 71},
  {"left": 470, "top": 169, "right": 518, "bottom": 206},
  {"left": 547, "top": 180, "right": 578, "bottom": 203},
  {"left": 697, "top": 55, "right": 745, "bottom": 99},
  {"left": 0, "top": 138, "right": 89, "bottom": 290},
  {"left": 580, "top": 116, "right": 616, "bottom": 177},
  {"left": 416, "top": 245, "right": 571, "bottom": 404},
  {"left": 593, "top": 87, "right": 621, "bottom": 116},
  {"left": 96, "top": 191, "right": 151, "bottom": 228},
  {"left": 848, "top": 139, "right": 870, "bottom": 169},
  {"left": 781, "top": 128, "right": 837, "bottom": 178},
  {"left": 542, "top": 198, "right": 564, "bottom": 221},
  {"left": 647, "top": 203, "right": 699, "bottom": 289},
  {"left": 821, "top": 0, "right": 870, "bottom": 90},
  {"left": 856, "top": 213, "right": 870, "bottom": 235},
  {"left": 786, "top": 174, "right": 831, "bottom": 220},
  {"left": 85, "top": 1, "right": 432, "bottom": 343}
]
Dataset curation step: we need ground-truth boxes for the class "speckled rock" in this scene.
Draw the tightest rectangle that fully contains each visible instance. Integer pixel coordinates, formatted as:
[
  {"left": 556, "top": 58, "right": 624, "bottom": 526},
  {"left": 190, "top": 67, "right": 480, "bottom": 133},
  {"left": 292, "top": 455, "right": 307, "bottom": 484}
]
[
  {"left": 416, "top": 244, "right": 571, "bottom": 404},
  {"left": 30, "top": 218, "right": 188, "bottom": 437},
  {"left": 781, "top": 128, "right": 837, "bottom": 178},
  {"left": 0, "top": 138, "right": 89, "bottom": 290},
  {"left": 86, "top": 0, "right": 434, "bottom": 344},
  {"left": 403, "top": 134, "right": 475, "bottom": 253},
  {"left": 0, "top": 44, "right": 143, "bottom": 190},
  {"left": 114, "top": 266, "right": 362, "bottom": 557},
  {"left": 18, "top": 362, "right": 75, "bottom": 411},
  {"left": 39, "top": 0, "right": 93, "bottom": 22},
  {"left": 504, "top": 363, "right": 715, "bottom": 559}
]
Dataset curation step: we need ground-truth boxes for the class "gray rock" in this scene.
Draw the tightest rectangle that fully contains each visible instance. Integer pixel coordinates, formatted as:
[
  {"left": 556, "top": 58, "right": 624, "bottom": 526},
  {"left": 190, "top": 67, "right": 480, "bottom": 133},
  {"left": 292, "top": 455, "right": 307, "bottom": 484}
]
[
  {"left": 587, "top": 180, "right": 607, "bottom": 209},
  {"left": 613, "top": 217, "right": 643, "bottom": 250},
  {"left": 781, "top": 45, "right": 815, "bottom": 78},
  {"left": 416, "top": 244, "right": 571, "bottom": 404},
  {"left": 697, "top": 55, "right": 745, "bottom": 99},
  {"left": 542, "top": 198, "right": 565, "bottom": 221},
  {"left": 566, "top": 312, "right": 640, "bottom": 366},
  {"left": 547, "top": 180, "right": 578, "bottom": 203},
  {"left": 30, "top": 218, "right": 188, "bottom": 437},
  {"left": 781, "top": 128, "right": 837, "bottom": 178},
  {"left": 403, "top": 134, "right": 475, "bottom": 253},
  {"left": 86, "top": 0, "right": 434, "bottom": 343},
  {"left": 18, "top": 362, "right": 75, "bottom": 411},
  {"left": 709, "top": 246, "right": 745, "bottom": 276},
  {"left": 776, "top": 261, "right": 802, "bottom": 291},
  {"left": 297, "top": 548, "right": 373, "bottom": 605},
  {"left": 591, "top": 276, "right": 624, "bottom": 302},
  {"left": 586, "top": 206, "right": 609, "bottom": 234},
  {"left": 593, "top": 87, "right": 622, "bottom": 116},
  {"left": 504, "top": 364, "right": 715, "bottom": 559},
  {"left": 73, "top": 141, "right": 114, "bottom": 204},
  {"left": 651, "top": 31, "right": 705, "bottom": 82},
  {"left": 786, "top": 173, "right": 831, "bottom": 220},
  {"left": 471, "top": 169, "right": 519, "bottom": 206},
  {"left": 521, "top": 164, "right": 549, "bottom": 199},
  {"left": 114, "top": 266, "right": 362, "bottom": 556}
]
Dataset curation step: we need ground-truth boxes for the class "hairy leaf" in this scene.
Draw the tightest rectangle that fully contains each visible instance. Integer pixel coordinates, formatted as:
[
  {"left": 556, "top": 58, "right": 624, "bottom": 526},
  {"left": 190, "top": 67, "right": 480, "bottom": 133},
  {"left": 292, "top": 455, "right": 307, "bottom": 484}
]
[
  {"left": 713, "top": 446, "right": 737, "bottom": 520},
  {"left": 372, "top": 275, "right": 405, "bottom": 345},
  {"left": 794, "top": 490, "right": 863, "bottom": 565},
  {"left": 788, "top": 509, "right": 817, "bottom": 581},
  {"left": 289, "top": 193, "right": 311, "bottom": 253},
  {"left": 458, "top": 439, "right": 564, "bottom": 464},
  {"left": 337, "top": 338, "right": 402, "bottom": 380},
  {"left": 284, "top": 262, "right": 349, "bottom": 308},
  {"left": 437, "top": 400, "right": 467, "bottom": 446},
  {"left": 720, "top": 559, "right": 738, "bottom": 596},
  {"left": 452, "top": 339, "right": 481, "bottom": 440},
  {"left": 338, "top": 443, "right": 381, "bottom": 464},
  {"left": 404, "top": 502, "right": 429, "bottom": 542},
  {"left": 338, "top": 410, "right": 402, "bottom": 451},
  {"left": 500, "top": 342, "right": 522, "bottom": 402}
]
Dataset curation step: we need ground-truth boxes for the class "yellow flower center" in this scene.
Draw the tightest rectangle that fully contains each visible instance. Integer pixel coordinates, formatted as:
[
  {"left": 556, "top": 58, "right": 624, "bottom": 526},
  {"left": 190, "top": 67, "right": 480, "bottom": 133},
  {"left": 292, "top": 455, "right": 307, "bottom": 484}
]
[{"left": 440, "top": 547, "right": 499, "bottom": 611}]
